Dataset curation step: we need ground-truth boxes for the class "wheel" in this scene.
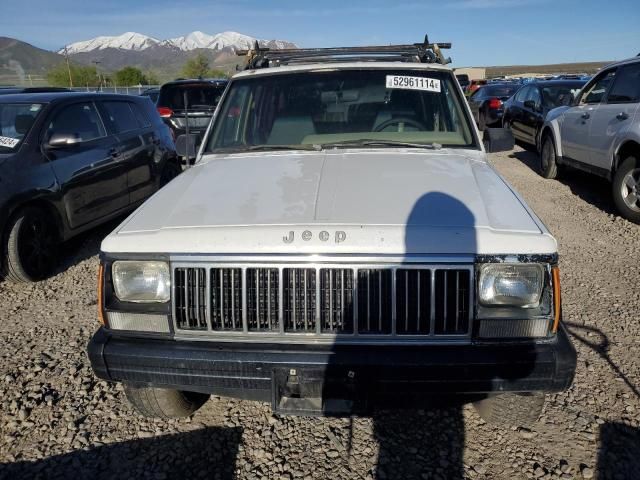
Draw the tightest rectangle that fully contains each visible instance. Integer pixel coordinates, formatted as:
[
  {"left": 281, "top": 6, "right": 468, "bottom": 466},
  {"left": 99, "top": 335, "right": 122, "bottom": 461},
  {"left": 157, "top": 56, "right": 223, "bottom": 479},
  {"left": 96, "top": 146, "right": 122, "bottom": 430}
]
[
  {"left": 160, "top": 159, "right": 182, "bottom": 187},
  {"left": 502, "top": 117, "right": 511, "bottom": 130},
  {"left": 473, "top": 392, "right": 545, "bottom": 427},
  {"left": 3, "top": 207, "right": 59, "bottom": 283},
  {"left": 612, "top": 155, "right": 640, "bottom": 224},
  {"left": 540, "top": 134, "right": 559, "bottom": 179},
  {"left": 124, "top": 385, "right": 209, "bottom": 418}
]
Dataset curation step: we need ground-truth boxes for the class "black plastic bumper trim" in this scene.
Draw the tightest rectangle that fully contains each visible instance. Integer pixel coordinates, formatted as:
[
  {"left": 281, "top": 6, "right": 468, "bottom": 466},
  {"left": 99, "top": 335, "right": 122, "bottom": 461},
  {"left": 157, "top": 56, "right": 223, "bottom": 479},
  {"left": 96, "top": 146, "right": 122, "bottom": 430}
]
[{"left": 88, "top": 326, "right": 576, "bottom": 403}]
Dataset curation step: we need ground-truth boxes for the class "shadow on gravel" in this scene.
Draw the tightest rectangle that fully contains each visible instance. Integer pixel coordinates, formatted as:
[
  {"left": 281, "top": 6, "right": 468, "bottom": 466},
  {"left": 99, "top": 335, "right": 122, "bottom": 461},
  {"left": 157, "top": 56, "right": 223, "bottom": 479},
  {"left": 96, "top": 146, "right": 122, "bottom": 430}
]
[
  {"left": 0, "top": 426, "right": 242, "bottom": 480},
  {"left": 598, "top": 422, "right": 640, "bottom": 479},
  {"left": 508, "top": 149, "right": 617, "bottom": 216},
  {"left": 565, "top": 322, "right": 640, "bottom": 399},
  {"left": 52, "top": 217, "right": 124, "bottom": 276}
]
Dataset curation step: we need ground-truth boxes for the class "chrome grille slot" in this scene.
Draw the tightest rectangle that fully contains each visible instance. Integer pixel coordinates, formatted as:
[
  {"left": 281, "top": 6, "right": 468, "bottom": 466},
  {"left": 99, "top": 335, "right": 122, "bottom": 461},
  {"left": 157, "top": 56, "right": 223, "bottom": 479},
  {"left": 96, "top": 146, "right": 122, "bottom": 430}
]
[
  {"left": 283, "top": 269, "right": 316, "bottom": 332},
  {"left": 210, "top": 268, "right": 242, "bottom": 331},
  {"left": 320, "top": 269, "right": 355, "bottom": 333},
  {"left": 395, "top": 269, "right": 431, "bottom": 334},
  {"left": 357, "top": 269, "right": 392, "bottom": 334},
  {"left": 246, "top": 268, "right": 279, "bottom": 331},
  {"left": 434, "top": 269, "right": 470, "bottom": 334},
  {"left": 174, "top": 267, "right": 207, "bottom": 330}
]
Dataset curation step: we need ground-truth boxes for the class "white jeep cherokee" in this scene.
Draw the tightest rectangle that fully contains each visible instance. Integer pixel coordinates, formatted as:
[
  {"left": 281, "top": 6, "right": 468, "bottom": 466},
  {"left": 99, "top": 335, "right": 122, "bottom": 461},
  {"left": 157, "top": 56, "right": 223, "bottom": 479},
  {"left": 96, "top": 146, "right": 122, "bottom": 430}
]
[{"left": 89, "top": 39, "right": 576, "bottom": 425}]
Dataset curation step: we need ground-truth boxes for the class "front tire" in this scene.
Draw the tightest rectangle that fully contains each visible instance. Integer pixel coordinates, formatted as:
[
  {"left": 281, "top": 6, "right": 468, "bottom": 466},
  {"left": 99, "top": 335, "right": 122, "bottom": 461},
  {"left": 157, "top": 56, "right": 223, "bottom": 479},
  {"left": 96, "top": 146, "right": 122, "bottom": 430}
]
[
  {"left": 612, "top": 155, "right": 640, "bottom": 224},
  {"left": 540, "top": 134, "right": 559, "bottom": 179},
  {"left": 3, "top": 207, "right": 59, "bottom": 283},
  {"left": 124, "top": 385, "right": 209, "bottom": 418},
  {"left": 473, "top": 392, "right": 545, "bottom": 428}
]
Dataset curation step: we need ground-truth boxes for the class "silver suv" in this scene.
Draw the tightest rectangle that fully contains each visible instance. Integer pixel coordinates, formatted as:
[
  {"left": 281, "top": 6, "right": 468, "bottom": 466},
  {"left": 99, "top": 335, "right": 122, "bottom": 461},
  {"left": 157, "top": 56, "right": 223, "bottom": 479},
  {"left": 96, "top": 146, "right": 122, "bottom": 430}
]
[{"left": 540, "top": 57, "right": 640, "bottom": 223}]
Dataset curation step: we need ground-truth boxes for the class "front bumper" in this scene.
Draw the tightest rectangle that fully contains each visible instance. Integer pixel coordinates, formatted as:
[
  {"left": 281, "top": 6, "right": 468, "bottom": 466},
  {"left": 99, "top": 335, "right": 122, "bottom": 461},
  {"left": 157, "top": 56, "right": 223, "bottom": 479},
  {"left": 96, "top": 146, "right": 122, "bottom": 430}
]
[{"left": 88, "top": 326, "right": 576, "bottom": 412}]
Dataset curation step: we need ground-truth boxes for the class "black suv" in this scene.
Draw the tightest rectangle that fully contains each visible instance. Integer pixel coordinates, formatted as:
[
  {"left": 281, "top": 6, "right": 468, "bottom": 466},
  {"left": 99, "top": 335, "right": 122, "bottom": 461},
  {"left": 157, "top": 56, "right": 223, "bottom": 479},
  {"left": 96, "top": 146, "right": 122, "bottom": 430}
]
[
  {"left": 156, "top": 79, "right": 228, "bottom": 160},
  {"left": 0, "top": 92, "right": 180, "bottom": 282}
]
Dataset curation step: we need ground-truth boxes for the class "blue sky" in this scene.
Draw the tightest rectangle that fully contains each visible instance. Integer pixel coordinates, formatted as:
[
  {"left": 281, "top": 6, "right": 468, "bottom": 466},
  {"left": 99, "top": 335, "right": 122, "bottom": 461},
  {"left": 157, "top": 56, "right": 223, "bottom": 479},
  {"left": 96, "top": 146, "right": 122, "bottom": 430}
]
[{"left": 2, "top": 0, "right": 638, "bottom": 66}]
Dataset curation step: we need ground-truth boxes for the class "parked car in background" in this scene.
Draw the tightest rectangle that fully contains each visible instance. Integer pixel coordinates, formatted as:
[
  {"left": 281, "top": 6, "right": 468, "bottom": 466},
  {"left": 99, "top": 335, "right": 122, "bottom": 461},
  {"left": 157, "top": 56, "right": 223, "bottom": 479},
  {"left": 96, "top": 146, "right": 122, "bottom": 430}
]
[
  {"left": 503, "top": 80, "right": 586, "bottom": 149},
  {"left": 465, "top": 79, "right": 487, "bottom": 96},
  {"left": 140, "top": 87, "right": 160, "bottom": 104},
  {"left": 0, "top": 87, "right": 70, "bottom": 95},
  {"left": 455, "top": 73, "right": 470, "bottom": 90},
  {"left": 539, "top": 57, "right": 640, "bottom": 223},
  {"left": 156, "top": 79, "right": 228, "bottom": 162},
  {"left": 0, "top": 92, "right": 180, "bottom": 282},
  {"left": 468, "top": 83, "right": 519, "bottom": 130}
]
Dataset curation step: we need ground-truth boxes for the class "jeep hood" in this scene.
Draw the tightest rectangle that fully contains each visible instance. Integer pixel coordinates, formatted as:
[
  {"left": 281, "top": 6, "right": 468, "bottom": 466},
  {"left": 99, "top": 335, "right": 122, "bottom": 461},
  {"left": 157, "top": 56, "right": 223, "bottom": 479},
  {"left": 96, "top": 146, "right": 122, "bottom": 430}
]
[{"left": 103, "top": 149, "right": 556, "bottom": 255}]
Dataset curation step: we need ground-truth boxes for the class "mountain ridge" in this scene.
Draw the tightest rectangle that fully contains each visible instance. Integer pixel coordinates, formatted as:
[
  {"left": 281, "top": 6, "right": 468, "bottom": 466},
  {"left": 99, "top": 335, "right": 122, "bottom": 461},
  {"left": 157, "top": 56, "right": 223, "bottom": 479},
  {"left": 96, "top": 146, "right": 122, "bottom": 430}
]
[{"left": 61, "top": 31, "right": 296, "bottom": 54}]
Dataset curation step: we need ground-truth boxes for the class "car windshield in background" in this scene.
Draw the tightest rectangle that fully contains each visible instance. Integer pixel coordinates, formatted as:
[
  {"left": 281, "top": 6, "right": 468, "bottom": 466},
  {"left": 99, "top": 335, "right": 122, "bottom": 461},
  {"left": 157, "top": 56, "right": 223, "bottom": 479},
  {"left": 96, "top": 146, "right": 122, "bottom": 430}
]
[
  {"left": 158, "top": 85, "right": 225, "bottom": 111},
  {"left": 207, "top": 69, "right": 476, "bottom": 153},
  {"left": 541, "top": 84, "right": 585, "bottom": 108},
  {"left": 484, "top": 85, "right": 518, "bottom": 97},
  {"left": 0, "top": 103, "right": 42, "bottom": 151}
]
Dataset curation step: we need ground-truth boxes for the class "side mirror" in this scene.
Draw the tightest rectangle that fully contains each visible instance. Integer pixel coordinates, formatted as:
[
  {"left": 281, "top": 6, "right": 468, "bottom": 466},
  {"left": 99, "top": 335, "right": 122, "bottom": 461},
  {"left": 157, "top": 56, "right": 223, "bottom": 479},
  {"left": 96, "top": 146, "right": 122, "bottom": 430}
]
[
  {"left": 47, "top": 132, "right": 81, "bottom": 148},
  {"left": 524, "top": 100, "right": 536, "bottom": 110},
  {"left": 483, "top": 128, "right": 514, "bottom": 153},
  {"left": 175, "top": 134, "right": 198, "bottom": 159}
]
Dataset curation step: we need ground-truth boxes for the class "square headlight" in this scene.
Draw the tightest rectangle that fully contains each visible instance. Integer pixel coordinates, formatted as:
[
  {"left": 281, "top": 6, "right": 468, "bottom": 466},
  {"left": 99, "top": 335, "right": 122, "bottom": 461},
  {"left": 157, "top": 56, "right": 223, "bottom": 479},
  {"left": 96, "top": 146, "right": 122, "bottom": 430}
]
[
  {"left": 479, "top": 263, "right": 544, "bottom": 308},
  {"left": 112, "top": 261, "right": 170, "bottom": 303}
]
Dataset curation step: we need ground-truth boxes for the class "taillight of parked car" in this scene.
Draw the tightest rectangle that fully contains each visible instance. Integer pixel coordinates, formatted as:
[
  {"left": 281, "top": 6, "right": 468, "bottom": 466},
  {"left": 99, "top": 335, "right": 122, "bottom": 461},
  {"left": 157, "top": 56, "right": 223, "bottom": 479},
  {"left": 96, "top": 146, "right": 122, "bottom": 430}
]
[
  {"left": 157, "top": 107, "right": 173, "bottom": 118},
  {"left": 488, "top": 98, "right": 503, "bottom": 110}
]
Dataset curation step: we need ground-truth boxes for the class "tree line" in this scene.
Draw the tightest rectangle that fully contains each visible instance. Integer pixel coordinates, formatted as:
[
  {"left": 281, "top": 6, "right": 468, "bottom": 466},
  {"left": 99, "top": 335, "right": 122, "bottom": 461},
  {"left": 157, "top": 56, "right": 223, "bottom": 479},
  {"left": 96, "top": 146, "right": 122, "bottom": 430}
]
[{"left": 47, "top": 54, "right": 229, "bottom": 87}]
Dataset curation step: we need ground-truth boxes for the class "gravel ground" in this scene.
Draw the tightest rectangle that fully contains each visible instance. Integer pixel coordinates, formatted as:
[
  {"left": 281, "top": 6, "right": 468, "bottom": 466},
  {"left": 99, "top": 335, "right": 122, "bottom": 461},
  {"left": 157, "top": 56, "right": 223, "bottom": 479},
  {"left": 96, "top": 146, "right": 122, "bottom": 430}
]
[{"left": 1, "top": 145, "right": 639, "bottom": 480}]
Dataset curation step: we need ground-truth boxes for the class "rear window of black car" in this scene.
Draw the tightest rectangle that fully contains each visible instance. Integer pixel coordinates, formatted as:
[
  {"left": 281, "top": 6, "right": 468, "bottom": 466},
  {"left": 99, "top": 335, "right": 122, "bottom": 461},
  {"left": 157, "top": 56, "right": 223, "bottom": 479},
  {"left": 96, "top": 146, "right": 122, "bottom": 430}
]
[
  {"left": 158, "top": 84, "right": 226, "bottom": 111},
  {"left": 483, "top": 85, "right": 518, "bottom": 97},
  {"left": 101, "top": 101, "right": 139, "bottom": 134}
]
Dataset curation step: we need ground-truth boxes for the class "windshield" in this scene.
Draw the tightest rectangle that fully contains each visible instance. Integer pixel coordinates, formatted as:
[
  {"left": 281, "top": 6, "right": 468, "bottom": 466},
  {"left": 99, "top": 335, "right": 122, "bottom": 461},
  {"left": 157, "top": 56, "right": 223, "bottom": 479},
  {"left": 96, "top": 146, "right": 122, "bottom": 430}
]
[
  {"left": 158, "top": 84, "right": 226, "bottom": 111},
  {"left": 541, "top": 84, "right": 585, "bottom": 108},
  {"left": 206, "top": 69, "right": 476, "bottom": 153},
  {"left": 0, "top": 103, "right": 43, "bottom": 151}
]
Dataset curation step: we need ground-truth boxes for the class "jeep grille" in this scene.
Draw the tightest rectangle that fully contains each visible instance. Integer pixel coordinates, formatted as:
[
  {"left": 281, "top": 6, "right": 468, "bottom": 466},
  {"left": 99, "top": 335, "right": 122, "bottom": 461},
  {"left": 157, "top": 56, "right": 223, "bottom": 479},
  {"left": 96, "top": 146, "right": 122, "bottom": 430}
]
[{"left": 173, "top": 264, "right": 472, "bottom": 342}]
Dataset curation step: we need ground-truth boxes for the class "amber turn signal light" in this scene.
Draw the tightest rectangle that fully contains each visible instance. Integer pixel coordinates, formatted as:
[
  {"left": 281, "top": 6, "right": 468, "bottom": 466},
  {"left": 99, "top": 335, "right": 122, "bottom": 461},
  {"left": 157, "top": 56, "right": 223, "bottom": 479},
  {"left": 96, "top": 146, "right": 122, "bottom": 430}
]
[
  {"left": 97, "top": 263, "right": 106, "bottom": 326},
  {"left": 552, "top": 266, "right": 561, "bottom": 333}
]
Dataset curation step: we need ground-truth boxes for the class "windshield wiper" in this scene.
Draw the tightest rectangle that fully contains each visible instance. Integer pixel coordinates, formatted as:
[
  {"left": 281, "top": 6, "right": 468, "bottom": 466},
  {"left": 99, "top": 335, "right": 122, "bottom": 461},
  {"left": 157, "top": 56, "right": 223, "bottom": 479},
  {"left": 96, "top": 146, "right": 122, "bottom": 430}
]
[
  {"left": 320, "top": 139, "right": 442, "bottom": 150},
  {"left": 212, "top": 144, "right": 321, "bottom": 154}
]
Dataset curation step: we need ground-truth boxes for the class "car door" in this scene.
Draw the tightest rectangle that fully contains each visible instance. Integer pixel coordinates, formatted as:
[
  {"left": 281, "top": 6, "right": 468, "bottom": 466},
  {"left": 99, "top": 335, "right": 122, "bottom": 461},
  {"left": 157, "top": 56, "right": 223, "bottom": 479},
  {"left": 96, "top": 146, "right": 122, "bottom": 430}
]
[
  {"left": 560, "top": 69, "right": 616, "bottom": 164},
  {"left": 521, "top": 87, "right": 542, "bottom": 144},
  {"left": 510, "top": 86, "right": 530, "bottom": 141},
  {"left": 44, "top": 100, "right": 128, "bottom": 229},
  {"left": 98, "top": 100, "right": 156, "bottom": 205},
  {"left": 587, "top": 63, "right": 640, "bottom": 171},
  {"left": 468, "top": 89, "right": 484, "bottom": 126}
]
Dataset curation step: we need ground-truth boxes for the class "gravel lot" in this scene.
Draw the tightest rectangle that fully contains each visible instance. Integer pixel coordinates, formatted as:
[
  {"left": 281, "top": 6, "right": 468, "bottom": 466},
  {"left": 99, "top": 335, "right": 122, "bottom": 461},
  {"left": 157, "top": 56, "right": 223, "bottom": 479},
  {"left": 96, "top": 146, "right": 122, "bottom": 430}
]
[{"left": 1, "top": 146, "right": 639, "bottom": 480}]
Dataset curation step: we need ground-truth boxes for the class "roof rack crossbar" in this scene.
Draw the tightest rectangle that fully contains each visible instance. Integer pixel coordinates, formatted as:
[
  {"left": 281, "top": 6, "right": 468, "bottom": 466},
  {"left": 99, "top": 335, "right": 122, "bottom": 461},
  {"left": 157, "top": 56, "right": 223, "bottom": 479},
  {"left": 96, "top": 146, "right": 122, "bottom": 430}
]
[{"left": 238, "top": 35, "right": 452, "bottom": 70}]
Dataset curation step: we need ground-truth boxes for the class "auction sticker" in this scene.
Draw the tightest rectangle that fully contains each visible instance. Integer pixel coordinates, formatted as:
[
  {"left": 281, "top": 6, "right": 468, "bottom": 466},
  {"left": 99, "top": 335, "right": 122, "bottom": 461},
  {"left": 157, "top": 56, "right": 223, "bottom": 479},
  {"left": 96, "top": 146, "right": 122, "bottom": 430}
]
[
  {"left": 386, "top": 75, "right": 441, "bottom": 93},
  {"left": 0, "top": 136, "right": 19, "bottom": 148}
]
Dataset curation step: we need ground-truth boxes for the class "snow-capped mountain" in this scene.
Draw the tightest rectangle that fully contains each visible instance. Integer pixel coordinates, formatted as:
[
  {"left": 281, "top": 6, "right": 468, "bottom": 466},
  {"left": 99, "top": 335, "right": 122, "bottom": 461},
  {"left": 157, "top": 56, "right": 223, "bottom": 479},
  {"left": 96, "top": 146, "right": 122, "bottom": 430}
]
[
  {"left": 60, "top": 32, "right": 160, "bottom": 54},
  {"left": 61, "top": 31, "right": 295, "bottom": 54}
]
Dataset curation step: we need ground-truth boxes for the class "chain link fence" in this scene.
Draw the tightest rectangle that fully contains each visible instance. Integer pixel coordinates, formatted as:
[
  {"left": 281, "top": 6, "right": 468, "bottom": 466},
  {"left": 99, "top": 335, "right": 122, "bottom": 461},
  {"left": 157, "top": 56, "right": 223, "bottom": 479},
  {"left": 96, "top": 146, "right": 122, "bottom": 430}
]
[{"left": 0, "top": 74, "right": 160, "bottom": 95}]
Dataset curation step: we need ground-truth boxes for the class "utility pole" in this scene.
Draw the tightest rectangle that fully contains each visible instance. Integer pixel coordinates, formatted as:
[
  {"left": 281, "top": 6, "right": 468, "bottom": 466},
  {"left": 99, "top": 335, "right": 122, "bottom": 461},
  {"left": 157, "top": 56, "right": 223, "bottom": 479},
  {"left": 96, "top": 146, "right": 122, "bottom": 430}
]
[
  {"left": 92, "top": 61, "right": 102, "bottom": 91},
  {"left": 63, "top": 46, "right": 73, "bottom": 88}
]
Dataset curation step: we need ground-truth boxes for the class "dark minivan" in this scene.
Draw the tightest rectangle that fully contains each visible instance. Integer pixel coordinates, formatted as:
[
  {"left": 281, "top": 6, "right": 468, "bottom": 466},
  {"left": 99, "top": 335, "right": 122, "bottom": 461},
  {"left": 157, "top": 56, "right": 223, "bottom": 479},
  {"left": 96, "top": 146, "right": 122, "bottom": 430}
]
[
  {"left": 0, "top": 92, "right": 180, "bottom": 282},
  {"left": 156, "top": 79, "right": 228, "bottom": 161}
]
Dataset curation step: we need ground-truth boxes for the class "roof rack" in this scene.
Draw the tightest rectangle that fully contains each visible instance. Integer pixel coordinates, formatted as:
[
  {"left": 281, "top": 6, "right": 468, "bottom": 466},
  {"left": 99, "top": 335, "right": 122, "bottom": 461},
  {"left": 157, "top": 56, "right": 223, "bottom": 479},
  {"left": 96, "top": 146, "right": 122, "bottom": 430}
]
[{"left": 237, "top": 35, "right": 452, "bottom": 70}]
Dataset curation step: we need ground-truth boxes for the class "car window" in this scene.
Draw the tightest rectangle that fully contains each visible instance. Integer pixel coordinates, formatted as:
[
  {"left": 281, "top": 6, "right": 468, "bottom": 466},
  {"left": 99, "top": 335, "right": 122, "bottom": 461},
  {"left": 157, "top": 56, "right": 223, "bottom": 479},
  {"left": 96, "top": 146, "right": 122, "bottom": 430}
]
[
  {"left": 101, "top": 101, "right": 139, "bottom": 134},
  {"left": 0, "top": 103, "right": 43, "bottom": 151},
  {"left": 47, "top": 102, "right": 105, "bottom": 143},
  {"left": 470, "top": 88, "right": 484, "bottom": 100},
  {"left": 130, "top": 102, "right": 152, "bottom": 128},
  {"left": 580, "top": 70, "right": 616, "bottom": 105},
  {"left": 484, "top": 85, "right": 519, "bottom": 98},
  {"left": 525, "top": 87, "right": 541, "bottom": 106},
  {"left": 515, "top": 87, "right": 529, "bottom": 102},
  {"left": 157, "top": 84, "right": 226, "bottom": 111},
  {"left": 207, "top": 69, "right": 475, "bottom": 152},
  {"left": 606, "top": 63, "right": 640, "bottom": 104},
  {"left": 541, "top": 84, "right": 585, "bottom": 108}
]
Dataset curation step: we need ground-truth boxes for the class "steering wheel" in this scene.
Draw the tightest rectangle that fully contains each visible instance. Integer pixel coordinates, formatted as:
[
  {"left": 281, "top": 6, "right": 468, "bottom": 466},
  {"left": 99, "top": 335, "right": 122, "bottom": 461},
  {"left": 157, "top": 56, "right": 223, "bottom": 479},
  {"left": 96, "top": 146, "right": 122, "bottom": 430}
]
[{"left": 374, "top": 117, "right": 427, "bottom": 132}]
